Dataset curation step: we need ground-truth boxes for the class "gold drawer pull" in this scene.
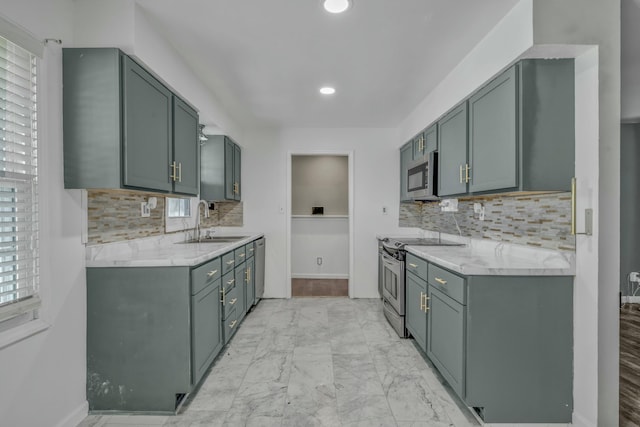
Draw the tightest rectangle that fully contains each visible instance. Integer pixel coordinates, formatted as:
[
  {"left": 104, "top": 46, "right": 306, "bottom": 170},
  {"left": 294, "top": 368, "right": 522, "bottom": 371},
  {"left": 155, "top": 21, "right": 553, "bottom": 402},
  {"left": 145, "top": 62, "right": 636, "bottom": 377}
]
[
  {"left": 227, "top": 278, "right": 235, "bottom": 285},
  {"left": 226, "top": 259, "right": 235, "bottom": 265},
  {"left": 409, "top": 263, "right": 418, "bottom": 268},
  {"left": 420, "top": 292, "right": 426, "bottom": 311},
  {"left": 229, "top": 298, "right": 237, "bottom": 305},
  {"left": 239, "top": 253, "right": 245, "bottom": 258},
  {"left": 207, "top": 269, "right": 218, "bottom": 277},
  {"left": 229, "top": 320, "right": 237, "bottom": 329},
  {"left": 434, "top": 277, "right": 447, "bottom": 285},
  {"left": 220, "top": 288, "right": 225, "bottom": 304}
]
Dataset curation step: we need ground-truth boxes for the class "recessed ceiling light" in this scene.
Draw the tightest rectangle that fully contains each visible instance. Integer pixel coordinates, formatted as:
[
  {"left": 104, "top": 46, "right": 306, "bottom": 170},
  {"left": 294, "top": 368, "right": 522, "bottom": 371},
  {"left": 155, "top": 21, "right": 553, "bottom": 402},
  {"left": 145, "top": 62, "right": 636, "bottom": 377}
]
[
  {"left": 319, "top": 87, "right": 336, "bottom": 95},
  {"left": 323, "top": 0, "right": 351, "bottom": 14}
]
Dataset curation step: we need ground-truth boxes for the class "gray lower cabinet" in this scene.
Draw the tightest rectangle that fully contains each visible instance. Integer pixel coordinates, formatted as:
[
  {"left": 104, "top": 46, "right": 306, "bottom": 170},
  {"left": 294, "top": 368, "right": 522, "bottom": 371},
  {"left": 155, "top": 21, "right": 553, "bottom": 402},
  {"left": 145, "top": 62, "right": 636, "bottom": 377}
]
[
  {"left": 63, "top": 48, "right": 199, "bottom": 195},
  {"left": 405, "top": 270, "right": 427, "bottom": 352},
  {"left": 407, "top": 254, "right": 573, "bottom": 424},
  {"left": 235, "top": 264, "right": 246, "bottom": 324},
  {"left": 87, "top": 266, "right": 195, "bottom": 413},
  {"left": 201, "top": 135, "right": 242, "bottom": 201},
  {"left": 191, "top": 278, "right": 222, "bottom": 386},
  {"left": 246, "top": 255, "right": 255, "bottom": 311}
]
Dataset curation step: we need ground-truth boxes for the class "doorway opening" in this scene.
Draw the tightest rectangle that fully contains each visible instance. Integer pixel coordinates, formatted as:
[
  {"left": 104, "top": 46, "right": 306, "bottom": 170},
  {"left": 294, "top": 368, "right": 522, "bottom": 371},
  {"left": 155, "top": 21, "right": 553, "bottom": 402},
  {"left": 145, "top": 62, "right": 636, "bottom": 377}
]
[{"left": 287, "top": 153, "right": 353, "bottom": 298}]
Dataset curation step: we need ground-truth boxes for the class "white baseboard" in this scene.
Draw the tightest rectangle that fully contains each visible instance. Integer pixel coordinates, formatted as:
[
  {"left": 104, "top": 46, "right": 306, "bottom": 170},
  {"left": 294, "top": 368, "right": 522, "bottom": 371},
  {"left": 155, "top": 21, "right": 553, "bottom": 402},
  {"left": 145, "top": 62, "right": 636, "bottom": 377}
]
[
  {"left": 55, "top": 401, "right": 88, "bottom": 427},
  {"left": 291, "top": 274, "right": 349, "bottom": 279}
]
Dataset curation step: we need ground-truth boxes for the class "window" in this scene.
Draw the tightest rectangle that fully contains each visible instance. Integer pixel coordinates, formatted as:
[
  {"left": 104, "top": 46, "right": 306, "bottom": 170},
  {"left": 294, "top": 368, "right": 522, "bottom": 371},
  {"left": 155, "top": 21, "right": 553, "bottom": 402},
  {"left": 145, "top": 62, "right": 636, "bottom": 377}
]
[{"left": 0, "top": 35, "right": 39, "bottom": 326}]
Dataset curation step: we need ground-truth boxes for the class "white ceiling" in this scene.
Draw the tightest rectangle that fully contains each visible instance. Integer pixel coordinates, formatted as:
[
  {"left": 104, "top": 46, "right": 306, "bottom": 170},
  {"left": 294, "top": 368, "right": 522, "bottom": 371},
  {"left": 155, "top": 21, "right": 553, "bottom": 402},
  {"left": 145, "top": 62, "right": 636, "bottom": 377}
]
[{"left": 136, "top": 0, "right": 520, "bottom": 129}]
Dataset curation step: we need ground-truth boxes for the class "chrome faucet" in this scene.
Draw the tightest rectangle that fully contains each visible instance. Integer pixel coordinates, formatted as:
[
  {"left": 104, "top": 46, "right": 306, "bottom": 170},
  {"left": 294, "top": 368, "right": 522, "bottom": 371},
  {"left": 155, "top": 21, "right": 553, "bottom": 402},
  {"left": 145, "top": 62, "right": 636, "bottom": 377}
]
[{"left": 195, "top": 200, "right": 210, "bottom": 242}]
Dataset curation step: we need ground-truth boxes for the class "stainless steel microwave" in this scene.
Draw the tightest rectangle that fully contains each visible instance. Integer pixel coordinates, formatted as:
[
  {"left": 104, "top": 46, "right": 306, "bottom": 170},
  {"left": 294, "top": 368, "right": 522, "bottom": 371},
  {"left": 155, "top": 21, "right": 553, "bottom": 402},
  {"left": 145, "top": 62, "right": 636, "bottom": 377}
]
[{"left": 407, "top": 151, "right": 438, "bottom": 200}]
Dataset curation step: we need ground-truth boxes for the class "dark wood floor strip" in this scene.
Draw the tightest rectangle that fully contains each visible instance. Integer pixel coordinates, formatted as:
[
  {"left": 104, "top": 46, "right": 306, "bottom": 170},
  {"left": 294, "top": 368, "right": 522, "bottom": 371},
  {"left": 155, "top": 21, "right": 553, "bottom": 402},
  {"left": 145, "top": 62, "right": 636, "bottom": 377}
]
[{"left": 621, "top": 304, "right": 640, "bottom": 426}]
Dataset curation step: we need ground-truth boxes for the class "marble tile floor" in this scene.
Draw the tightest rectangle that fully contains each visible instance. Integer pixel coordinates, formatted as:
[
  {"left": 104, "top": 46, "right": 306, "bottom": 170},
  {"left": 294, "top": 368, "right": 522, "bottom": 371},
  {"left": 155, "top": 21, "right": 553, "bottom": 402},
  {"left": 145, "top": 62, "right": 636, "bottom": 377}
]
[{"left": 78, "top": 298, "right": 479, "bottom": 427}]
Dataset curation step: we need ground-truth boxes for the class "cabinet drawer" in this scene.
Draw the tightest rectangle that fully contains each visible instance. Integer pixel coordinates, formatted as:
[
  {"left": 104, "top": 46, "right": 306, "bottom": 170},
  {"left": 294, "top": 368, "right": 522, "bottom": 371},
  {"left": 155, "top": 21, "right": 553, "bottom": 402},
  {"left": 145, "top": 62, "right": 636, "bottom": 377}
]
[
  {"left": 222, "top": 285, "right": 239, "bottom": 320},
  {"left": 406, "top": 253, "right": 428, "bottom": 279},
  {"left": 222, "top": 251, "right": 236, "bottom": 274},
  {"left": 235, "top": 246, "right": 246, "bottom": 264},
  {"left": 245, "top": 242, "right": 255, "bottom": 259},
  {"left": 221, "top": 270, "right": 236, "bottom": 293},
  {"left": 191, "top": 257, "right": 222, "bottom": 295},
  {"left": 224, "top": 308, "right": 239, "bottom": 345},
  {"left": 428, "top": 264, "right": 466, "bottom": 304}
]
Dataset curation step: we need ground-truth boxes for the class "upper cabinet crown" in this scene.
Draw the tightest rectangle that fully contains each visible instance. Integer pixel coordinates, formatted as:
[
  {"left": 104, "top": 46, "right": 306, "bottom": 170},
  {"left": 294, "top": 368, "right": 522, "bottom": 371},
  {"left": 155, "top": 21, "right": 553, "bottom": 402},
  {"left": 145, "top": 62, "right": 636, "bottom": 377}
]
[
  {"left": 200, "top": 135, "right": 241, "bottom": 201},
  {"left": 63, "top": 48, "right": 199, "bottom": 196},
  {"left": 438, "top": 59, "right": 575, "bottom": 198}
]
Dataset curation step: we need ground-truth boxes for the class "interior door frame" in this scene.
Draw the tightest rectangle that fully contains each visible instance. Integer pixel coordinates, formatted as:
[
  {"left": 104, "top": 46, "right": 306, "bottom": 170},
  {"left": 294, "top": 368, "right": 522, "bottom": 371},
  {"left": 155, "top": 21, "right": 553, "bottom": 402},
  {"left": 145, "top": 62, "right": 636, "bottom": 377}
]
[{"left": 285, "top": 150, "right": 354, "bottom": 298}]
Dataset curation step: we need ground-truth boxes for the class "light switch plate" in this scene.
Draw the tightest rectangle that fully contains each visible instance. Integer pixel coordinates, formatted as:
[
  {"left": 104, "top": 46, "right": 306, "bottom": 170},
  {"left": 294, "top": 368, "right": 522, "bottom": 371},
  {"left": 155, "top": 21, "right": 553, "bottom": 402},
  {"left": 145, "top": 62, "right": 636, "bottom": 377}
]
[{"left": 141, "top": 202, "right": 151, "bottom": 217}]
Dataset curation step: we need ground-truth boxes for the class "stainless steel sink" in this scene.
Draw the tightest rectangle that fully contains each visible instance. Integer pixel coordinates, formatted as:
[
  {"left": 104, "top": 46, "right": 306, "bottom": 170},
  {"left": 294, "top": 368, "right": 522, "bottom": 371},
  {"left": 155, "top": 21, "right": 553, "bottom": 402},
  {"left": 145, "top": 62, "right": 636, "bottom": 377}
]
[{"left": 179, "top": 236, "right": 248, "bottom": 244}]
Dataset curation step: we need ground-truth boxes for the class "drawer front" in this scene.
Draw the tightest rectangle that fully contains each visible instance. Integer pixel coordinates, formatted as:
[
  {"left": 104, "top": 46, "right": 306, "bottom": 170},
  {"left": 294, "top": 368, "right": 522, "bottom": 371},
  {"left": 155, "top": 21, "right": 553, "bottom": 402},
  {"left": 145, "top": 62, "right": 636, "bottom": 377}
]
[
  {"left": 406, "top": 253, "right": 428, "bottom": 279},
  {"left": 222, "top": 251, "right": 236, "bottom": 274},
  {"left": 245, "top": 242, "right": 255, "bottom": 259},
  {"left": 235, "top": 246, "right": 246, "bottom": 264},
  {"left": 428, "top": 263, "right": 466, "bottom": 304},
  {"left": 222, "top": 284, "right": 239, "bottom": 320},
  {"left": 191, "top": 257, "right": 222, "bottom": 295},
  {"left": 221, "top": 270, "right": 236, "bottom": 294},
  {"left": 223, "top": 308, "right": 238, "bottom": 345}
]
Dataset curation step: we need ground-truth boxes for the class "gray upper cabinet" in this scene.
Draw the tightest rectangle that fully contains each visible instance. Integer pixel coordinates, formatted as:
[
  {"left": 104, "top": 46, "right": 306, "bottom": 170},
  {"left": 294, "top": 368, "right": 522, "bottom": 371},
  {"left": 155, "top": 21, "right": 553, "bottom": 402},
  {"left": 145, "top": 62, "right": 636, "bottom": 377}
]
[
  {"left": 399, "top": 142, "right": 413, "bottom": 202},
  {"left": 201, "top": 135, "right": 242, "bottom": 201},
  {"left": 438, "top": 103, "right": 468, "bottom": 197},
  {"left": 122, "top": 56, "right": 173, "bottom": 192},
  {"left": 63, "top": 48, "right": 199, "bottom": 196},
  {"left": 468, "top": 66, "right": 517, "bottom": 193},
  {"left": 173, "top": 97, "right": 199, "bottom": 195}
]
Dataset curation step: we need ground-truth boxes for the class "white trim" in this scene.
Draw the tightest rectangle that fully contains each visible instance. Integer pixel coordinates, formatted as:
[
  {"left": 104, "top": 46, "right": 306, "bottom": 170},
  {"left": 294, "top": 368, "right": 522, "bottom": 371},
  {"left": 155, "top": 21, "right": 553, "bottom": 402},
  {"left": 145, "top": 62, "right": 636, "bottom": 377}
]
[
  {"left": 0, "top": 13, "right": 44, "bottom": 57},
  {"left": 573, "top": 411, "right": 597, "bottom": 427},
  {"left": 291, "top": 274, "right": 350, "bottom": 279},
  {"left": 286, "top": 151, "right": 354, "bottom": 299},
  {"left": 54, "top": 401, "right": 88, "bottom": 427},
  {"left": 0, "top": 318, "right": 49, "bottom": 350}
]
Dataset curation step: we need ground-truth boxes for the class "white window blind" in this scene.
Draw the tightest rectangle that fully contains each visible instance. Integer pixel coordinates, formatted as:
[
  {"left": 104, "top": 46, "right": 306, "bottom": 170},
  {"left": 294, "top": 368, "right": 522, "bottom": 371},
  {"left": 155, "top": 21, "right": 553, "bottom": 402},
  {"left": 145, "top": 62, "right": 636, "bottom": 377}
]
[{"left": 0, "top": 35, "right": 39, "bottom": 323}]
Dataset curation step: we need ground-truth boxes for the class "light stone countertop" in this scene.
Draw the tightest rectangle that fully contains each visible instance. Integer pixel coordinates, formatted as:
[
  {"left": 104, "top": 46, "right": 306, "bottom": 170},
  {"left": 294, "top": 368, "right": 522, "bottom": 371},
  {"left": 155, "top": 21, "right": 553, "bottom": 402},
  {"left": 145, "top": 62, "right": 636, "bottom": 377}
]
[
  {"left": 86, "top": 231, "right": 264, "bottom": 268},
  {"left": 378, "top": 231, "right": 575, "bottom": 276}
]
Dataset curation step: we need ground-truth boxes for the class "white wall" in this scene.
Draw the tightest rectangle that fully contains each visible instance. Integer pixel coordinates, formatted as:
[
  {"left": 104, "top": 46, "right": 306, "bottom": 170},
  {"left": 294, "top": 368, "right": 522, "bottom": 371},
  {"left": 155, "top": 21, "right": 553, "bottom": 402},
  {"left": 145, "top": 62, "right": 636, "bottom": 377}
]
[
  {"left": 291, "top": 217, "right": 349, "bottom": 278},
  {"left": 292, "top": 155, "right": 348, "bottom": 215},
  {"left": 0, "top": 2, "right": 89, "bottom": 427},
  {"left": 240, "top": 127, "right": 410, "bottom": 298}
]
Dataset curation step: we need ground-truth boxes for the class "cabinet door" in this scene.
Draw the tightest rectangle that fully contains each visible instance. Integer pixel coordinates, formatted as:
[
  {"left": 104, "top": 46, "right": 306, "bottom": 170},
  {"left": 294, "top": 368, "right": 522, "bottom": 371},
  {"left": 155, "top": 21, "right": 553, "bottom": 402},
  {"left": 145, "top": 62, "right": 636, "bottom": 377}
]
[
  {"left": 233, "top": 143, "right": 241, "bottom": 201},
  {"left": 235, "top": 265, "right": 246, "bottom": 322},
  {"left": 424, "top": 125, "right": 438, "bottom": 153},
  {"left": 427, "top": 285, "right": 465, "bottom": 399},
  {"left": 191, "top": 282, "right": 222, "bottom": 386},
  {"left": 400, "top": 142, "right": 413, "bottom": 201},
  {"left": 438, "top": 103, "right": 468, "bottom": 197},
  {"left": 469, "top": 66, "right": 517, "bottom": 193},
  {"left": 405, "top": 272, "right": 427, "bottom": 352},
  {"left": 224, "top": 138, "right": 235, "bottom": 200},
  {"left": 122, "top": 56, "right": 172, "bottom": 192},
  {"left": 246, "top": 256, "right": 255, "bottom": 309},
  {"left": 173, "top": 97, "right": 199, "bottom": 195}
]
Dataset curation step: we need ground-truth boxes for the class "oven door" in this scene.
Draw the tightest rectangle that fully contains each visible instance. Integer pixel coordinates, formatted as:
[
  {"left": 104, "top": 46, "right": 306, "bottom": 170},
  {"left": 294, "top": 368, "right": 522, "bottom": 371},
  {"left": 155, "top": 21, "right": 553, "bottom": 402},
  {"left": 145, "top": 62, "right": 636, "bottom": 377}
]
[{"left": 381, "top": 252, "right": 405, "bottom": 315}]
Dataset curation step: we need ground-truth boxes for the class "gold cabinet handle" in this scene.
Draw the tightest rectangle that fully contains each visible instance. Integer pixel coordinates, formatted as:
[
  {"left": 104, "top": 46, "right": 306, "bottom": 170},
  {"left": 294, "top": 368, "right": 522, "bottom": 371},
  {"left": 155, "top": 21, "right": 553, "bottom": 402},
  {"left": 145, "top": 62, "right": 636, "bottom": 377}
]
[
  {"left": 420, "top": 291, "right": 426, "bottom": 311},
  {"left": 226, "top": 259, "right": 235, "bottom": 265},
  {"left": 459, "top": 165, "right": 463, "bottom": 184},
  {"left": 434, "top": 277, "right": 447, "bottom": 285},
  {"left": 227, "top": 278, "right": 235, "bottom": 286},
  {"left": 170, "top": 161, "right": 178, "bottom": 181},
  {"left": 408, "top": 263, "right": 418, "bottom": 268},
  {"left": 239, "top": 253, "right": 245, "bottom": 258},
  {"left": 177, "top": 162, "right": 182, "bottom": 182},
  {"left": 229, "top": 298, "right": 237, "bottom": 305},
  {"left": 465, "top": 164, "right": 471, "bottom": 183},
  {"left": 245, "top": 267, "right": 251, "bottom": 283},
  {"left": 220, "top": 288, "right": 226, "bottom": 304},
  {"left": 229, "top": 320, "right": 237, "bottom": 329},
  {"left": 233, "top": 182, "right": 239, "bottom": 194},
  {"left": 424, "top": 295, "right": 430, "bottom": 313},
  {"left": 249, "top": 248, "right": 254, "bottom": 253},
  {"left": 207, "top": 269, "right": 218, "bottom": 277}
]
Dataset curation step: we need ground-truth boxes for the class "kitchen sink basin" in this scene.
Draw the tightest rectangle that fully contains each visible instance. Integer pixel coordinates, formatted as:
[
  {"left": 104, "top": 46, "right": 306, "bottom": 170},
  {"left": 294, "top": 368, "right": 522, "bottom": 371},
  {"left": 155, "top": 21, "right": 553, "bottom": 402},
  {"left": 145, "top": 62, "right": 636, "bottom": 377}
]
[{"left": 179, "top": 236, "right": 248, "bottom": 244}]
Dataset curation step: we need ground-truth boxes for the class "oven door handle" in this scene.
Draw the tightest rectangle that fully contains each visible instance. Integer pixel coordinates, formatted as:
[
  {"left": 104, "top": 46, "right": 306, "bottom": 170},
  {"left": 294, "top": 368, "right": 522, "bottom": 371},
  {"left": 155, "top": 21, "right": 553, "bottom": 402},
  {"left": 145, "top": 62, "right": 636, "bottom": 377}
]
[{"left": 381, "top": 252, "right": 401, "bottom": 268}]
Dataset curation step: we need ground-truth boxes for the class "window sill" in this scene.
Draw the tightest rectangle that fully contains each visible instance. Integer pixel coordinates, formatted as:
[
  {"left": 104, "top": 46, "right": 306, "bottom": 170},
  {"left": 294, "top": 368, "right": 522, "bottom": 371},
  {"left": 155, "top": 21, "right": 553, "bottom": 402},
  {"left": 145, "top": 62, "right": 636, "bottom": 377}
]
[{"left": 0, "top": 319, "right": 50, "bottom": 351}]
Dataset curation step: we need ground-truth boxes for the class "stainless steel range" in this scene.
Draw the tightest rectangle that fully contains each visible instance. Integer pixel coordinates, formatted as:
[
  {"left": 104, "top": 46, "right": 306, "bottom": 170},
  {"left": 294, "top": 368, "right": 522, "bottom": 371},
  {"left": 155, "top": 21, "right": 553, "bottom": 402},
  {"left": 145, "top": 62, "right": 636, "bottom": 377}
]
[{"left": 379, "top": 236, "right": 463, "bottom": 338}]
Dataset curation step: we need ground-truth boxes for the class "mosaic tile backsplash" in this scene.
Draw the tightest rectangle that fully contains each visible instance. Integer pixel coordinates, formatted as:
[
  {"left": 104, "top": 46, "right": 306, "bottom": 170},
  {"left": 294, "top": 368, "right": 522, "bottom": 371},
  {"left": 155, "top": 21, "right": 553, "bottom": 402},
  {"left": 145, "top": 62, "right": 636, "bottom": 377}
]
[
  {"left": 88, "top": 189, "right": 243, "bottom": 245},
  {"left": 400, "top": 192, "right": 575, "bottom": 251}
]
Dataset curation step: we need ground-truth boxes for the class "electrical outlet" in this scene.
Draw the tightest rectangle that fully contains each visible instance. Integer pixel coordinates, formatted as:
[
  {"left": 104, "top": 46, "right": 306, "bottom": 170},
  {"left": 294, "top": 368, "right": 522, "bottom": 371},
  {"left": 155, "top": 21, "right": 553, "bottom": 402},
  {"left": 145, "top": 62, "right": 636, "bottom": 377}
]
[
  {"left": 439, "top": 198, "right": 458, "bottom": 212},
  {"left": 140, "top": 202, "right": 150, "bottom": 217},
  {"left": 317, "top": 257, "right": 323, "bottom": 266},
  {"left": 382, "top": 206, "right": 388, "bottom": 215},
  {"left": 631, "top": 272, "right": 640, "bottom": 282}
]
